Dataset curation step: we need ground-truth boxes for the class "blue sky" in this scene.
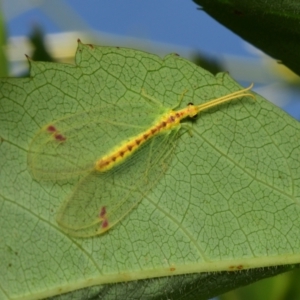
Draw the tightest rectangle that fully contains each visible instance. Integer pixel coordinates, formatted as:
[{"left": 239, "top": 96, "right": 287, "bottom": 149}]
[{"left": 4, "top": 0, "right": 253, "bottom": 57}]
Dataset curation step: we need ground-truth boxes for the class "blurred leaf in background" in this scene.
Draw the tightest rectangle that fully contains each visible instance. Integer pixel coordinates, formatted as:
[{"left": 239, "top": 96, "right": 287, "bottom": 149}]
[
  {"left": 194, "top": 0, "right": 300, "bottom": 78},
  {"left": 19, "top": 25, "right": 56, "bottom": 77},
  {"left": 221, "top": 267, "right": 300, "bottom": 300},
  {"left": 0, "top": 4, "right": 8, "bottom": 77},
  {"left": 29, "top": 25, "right": 55, "bottom": 63},
  {"left": 192, "top": 51, "right": 224, "bottom": 75}
]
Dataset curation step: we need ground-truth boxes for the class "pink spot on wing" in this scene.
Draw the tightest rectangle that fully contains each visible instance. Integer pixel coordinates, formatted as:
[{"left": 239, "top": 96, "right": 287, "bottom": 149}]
[
  {"left": 54, "top": 133, "right": 66, "bottom": 142},
  {"left": 46, "top": 125, "right": 66, "bottom": 142},
  {"left": 102, "top": 219, "right": 109, "bottom": 229},
  {"left": 99, "top": 206, "right": 106, "bottom": 219},
  {"left": 47, "top": 125, "right": 57, "bottom": 133}
]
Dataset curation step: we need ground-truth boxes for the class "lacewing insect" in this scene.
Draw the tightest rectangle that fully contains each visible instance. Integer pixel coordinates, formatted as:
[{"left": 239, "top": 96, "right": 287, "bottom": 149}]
[{"left": 28, "top": 84, "right": 254, "bottom": 237}]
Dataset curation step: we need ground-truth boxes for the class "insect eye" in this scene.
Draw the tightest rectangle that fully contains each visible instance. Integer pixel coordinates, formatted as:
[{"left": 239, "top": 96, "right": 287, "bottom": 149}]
[{"left": 187, "top": 103, "right": 198, "bottom": 119}]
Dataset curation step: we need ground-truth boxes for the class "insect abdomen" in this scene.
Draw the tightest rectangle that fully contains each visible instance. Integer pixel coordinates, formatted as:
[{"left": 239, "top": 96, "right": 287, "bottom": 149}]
[{"left": 95, "top": 109, "right": 187, "bottom": 172}]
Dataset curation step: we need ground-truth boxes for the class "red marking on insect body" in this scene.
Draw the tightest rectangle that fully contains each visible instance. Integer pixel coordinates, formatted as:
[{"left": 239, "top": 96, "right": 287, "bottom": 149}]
[
  {"left": 169, "top": 116, "right": 176, "bottom": 123},
  {"left": 127, "top": 144, "right": 133, "bottom": 151},
  {"left": 119, "top": 151, "right": 125, "bottom": 157},
  {"left": 97, "top": 159, "right": 110, "bottom": 170},
  {"left": 151, "top": 128, "right": 157, "bottom": 134},
  {"left": 136, "top": 139, "right": 141, "bottom": 145},
  {"left": 99, "top": 160, "right": 109, "bottom": 168},
  {"left": 143, "top": 134, "right": 149, "bottom": 139}
]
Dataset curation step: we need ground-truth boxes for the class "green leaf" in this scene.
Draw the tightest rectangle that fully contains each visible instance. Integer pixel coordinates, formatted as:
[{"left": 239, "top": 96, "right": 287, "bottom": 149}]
[
  {"left": 221, "top": 267, "right": 300, "bottom": 300},
  {"left": 194, "top": 0, "right": 300, "bottom": 77},
  {"left": 1, "top": 42, "right": 300, "bottom": 300}
]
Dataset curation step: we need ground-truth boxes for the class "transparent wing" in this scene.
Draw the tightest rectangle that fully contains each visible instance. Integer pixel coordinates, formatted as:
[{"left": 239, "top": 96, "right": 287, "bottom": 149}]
[
  {"left": 56, "top": 127, "right": 180, "bottom": 237},
  {"left": 28, "top": 102, "right": 168, "bottom": 180}
]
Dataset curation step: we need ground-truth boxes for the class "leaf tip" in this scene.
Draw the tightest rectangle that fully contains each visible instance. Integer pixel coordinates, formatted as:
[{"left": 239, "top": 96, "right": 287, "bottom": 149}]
[{"left": 25, "top": 54, "right": 31, "bottom": 61}]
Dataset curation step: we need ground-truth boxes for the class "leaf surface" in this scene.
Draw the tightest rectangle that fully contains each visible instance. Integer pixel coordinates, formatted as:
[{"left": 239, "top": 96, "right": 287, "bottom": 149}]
[{"left": 0, "top": 42, "right": 300, "bottom": 300}]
